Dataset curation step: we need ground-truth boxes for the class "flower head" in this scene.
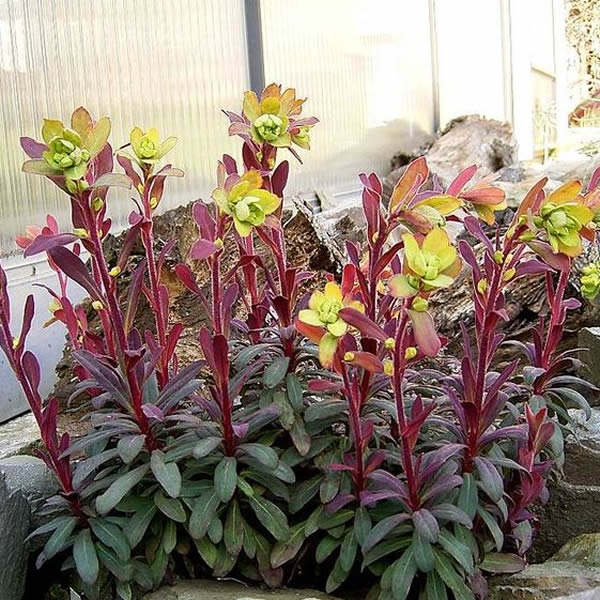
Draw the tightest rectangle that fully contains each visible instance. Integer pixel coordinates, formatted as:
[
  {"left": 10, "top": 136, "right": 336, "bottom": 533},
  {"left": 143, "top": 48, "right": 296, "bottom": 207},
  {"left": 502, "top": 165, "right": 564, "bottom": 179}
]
[
  {"left": 227, "top": 84, "right": 318, "bottom": 151},
  {"left": 129, "top": 127, "right": 177, "bottom": 165},
  {"left": 213, "top": 170, "right": 280, "bottom": 236},
  {"left": 22, "top": 108, "right": 110, "bottom": 181},
  {"left": 581, "top": 262, "right": 600, "bottom": 300},
  {"left": 296, "top": 281, "right": 363, "bottom": 367},
  {"left": 388, "top": 228, "right": 462, "bottom": 298},
  {"left": 534, "top": 187, "right": 594, "bottom": 257}
]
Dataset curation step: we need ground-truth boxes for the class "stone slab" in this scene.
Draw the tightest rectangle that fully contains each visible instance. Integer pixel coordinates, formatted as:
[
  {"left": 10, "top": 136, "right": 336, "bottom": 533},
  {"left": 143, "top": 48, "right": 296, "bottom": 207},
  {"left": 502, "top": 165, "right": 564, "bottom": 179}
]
[
  {"left": 0, "top": 412, "right": 40, "bottom": 459},
  {"left": 144, "top": 580, "right": 340, "bottom": 600}
]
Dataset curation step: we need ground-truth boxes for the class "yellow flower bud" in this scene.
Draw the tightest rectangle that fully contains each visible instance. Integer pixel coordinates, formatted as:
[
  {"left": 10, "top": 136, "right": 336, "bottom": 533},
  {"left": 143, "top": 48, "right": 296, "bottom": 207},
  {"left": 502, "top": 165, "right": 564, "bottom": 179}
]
[
  {"left": 137, "top": 183, "right": 144, "bottom": 195},
  {"left": 214, "top": 238, "right": 224, "bottom": 248},
  {"left": 92, "top": 300, "right": 104, "bottom": 311},
  {"left": 404, "top": 347, "right": 417, "bottom": 360},
  {"left": 503, "top": 268, "right": 516, "bottom": 282},
  {"left": 92, "top": 197, "right": 104, "bottom": 212},
  {"left": 343, "top": 352, "right": 355, "bottom": 362},
  {"left": 383, "top": 359, "right": 394, "bottom": 376},
  {"left": 411, "top": 297, "right": 429, "bottom": 312},
  {"left": 372, "top": 232, "right": 379, "bottom": 243},
  {"left": 493, "top": 250, "right": 504, "bottom": 264},
  {"left": 384, "top": 337, "right": 395, "bottom": 350},
  {"left": 108, "top": 266, "right": 121, "bottom": 277},
  {"left": 12, "top": 337, "right": 19, "bottom": 350},
  {"left": 149, "top": 197, "right": 159, "bottom": 210},
  {"left": 73, "top": 228, "right": 89, "bottom": 239},
  {"left": 477, "top": 279, "right": 489, "bottom": 295}
]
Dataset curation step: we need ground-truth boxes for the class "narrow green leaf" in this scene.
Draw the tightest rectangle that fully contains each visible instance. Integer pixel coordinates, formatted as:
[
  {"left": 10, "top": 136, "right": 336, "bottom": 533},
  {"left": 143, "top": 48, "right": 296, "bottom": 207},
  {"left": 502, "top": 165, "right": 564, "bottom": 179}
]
[
  {"left": 425, "top": 570, "right": 448, "bottom": 600},
  {"left": 412, "top": 532, "right": 434, "bottom": 573},
  {"left": 73, "top": 529, "right": 99, "bottom": 585},
  {"left": 249, "top": 495, "right": 289, "bottom": 541},
  {"left": 239, "top": 443, "right": 279, "bottom": 470},
  {"left": 188, "top": 489, "right": 220, "bottom": 539},
  {"left": 339, "top": 529, "right": 358, "bottom": 572},
  {"left": 438, "top": 529, "right": 474, "bottom": 574},
  {"left": 474, "top": 457, "right": 504, "bottom": 503},
  {"left": 124, "top": 503, "right": 157, "bottom": 548},
  {"left": 161, "top": 519, "right": 177, "bottom": 554},
  {"left": 224, "top": 499, "right": 244, "bottom": 557},
  {"left": 89, "top": 518, "right": 130, "bottom": 561},
  {"left": 286, "top": 373, "right": 304, "bottom": 411},
  {"left": 115, "top": 581, "right": 132, "bottom": 600},
  {"left": 193, "top": 437, "right": 222, "bottom": 459},
  {"left": 132, "top": 560, "right": 154, "bottom": 590},
  {"left": 271, "top": 523, "right": 306, "bottom": 568},
  {"left": 305, "top": 400, "right": 346, "bottom": 423},
  {"left": 40, "top": 516, "right": 78, "bottom": 563},
  {"left": 326, "top": 555, "right": 350, "bottom": 593},
  {"left": 193, "top": 536, "right": 218, "bottom": 568},
  {"left": 316, "top": 535, "right": 342, "bottom": 564},
  {"left": 151, "top": 450, "right": 182, "bottom": 498},
  {"left": 264, "top": 356, "right": 290, "bottom": 388},
  {"left": 290, "top": 415, "right": 311, "bottom": 456},
  {"left": 243, "top": 521, "right": 258, "bottom": 559},
  {"left": 433, "top": 549, "right": 475, "bottom": 600},
  {"left": 214, "top": 457, "right": 238, "bottom": 503},
  {"left": 458, "top": 473, "right": 477, "bottom": 520},
  {"left": 354, "top": 506, "right": 372, "bottom": 547},
  {"left": 391, "top": 547, "right": 417, "bottom": 600},
  {"left": 97, "top": 543, "right": 134, "bottom": 582},
  {"left": 27, "top": 515, "right": 77, "bottom": 543},
  {"left": 290, "top": 476, "right": 322, "bottom": 514},
  {"left": 117, "top": 435, "right": 146, "bottom": 464},
  {"left": 154, "top": 490, "right": 187, "bottom": 523},
  {"left": 362, "top": 536, "right": 411, "bottom": 568},
  {"left": 208, "top": 517, "right": 223, "bottom": 544},
  {"left": 96, "top": 464, "right": 149, "bottom": 515},
  {"left": 477, "top": 506, "right": 504, "bottom": 552}
]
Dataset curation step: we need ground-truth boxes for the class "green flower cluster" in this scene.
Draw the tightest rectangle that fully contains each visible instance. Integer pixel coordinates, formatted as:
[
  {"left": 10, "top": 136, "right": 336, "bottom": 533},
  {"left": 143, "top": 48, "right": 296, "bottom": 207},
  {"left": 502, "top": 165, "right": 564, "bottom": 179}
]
[{"left": 581, "top": 262, "right": 600, "bottom": 300}]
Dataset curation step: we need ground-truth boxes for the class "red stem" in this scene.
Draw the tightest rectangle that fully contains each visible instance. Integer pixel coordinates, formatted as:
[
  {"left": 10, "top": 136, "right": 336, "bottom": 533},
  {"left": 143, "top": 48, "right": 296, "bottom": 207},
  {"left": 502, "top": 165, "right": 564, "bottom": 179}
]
[{"left": 392, "top": 308, "right": 419, "bottom": 509}]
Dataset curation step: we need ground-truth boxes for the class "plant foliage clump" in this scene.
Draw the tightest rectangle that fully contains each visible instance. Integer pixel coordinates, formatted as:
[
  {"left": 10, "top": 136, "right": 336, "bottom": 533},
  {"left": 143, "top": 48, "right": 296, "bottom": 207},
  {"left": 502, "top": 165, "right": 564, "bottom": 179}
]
[{"left": 1, "top": 84, "right": 599, "bottom": 599}]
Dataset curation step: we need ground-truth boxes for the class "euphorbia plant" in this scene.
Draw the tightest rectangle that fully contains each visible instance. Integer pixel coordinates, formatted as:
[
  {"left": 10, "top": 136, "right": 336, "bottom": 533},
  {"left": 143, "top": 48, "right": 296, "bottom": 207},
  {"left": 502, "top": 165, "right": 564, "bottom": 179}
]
[{"left": 0, "top": 86, "right": 597, "bottom": 600}]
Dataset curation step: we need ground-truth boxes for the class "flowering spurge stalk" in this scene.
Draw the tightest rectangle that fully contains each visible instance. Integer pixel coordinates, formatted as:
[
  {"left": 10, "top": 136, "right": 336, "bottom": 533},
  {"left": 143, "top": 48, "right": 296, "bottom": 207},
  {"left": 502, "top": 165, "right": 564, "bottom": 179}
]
[
  {"left": 20, "top": 108, "right": 171, "bottom": 448},
  {"left": 0, "top": 265, "right": 80, "bottom": 514},
  {"left": 224, "top": 84, "right": 318, "bottom": 338},
  {"left": 117, "top": 127, "right": 184, "bottom": 387}
]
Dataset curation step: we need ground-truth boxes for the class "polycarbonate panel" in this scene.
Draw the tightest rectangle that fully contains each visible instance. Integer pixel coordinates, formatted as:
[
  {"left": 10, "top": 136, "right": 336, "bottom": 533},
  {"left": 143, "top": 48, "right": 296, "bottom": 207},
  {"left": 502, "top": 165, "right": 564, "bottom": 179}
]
[
  {"left": 435, "top": 0, "right": 507, "bottom": 127},
  {"left": 0, "top": 0, "right": 249, "bottom": 256},
  {"left": 259, "top": 0, "right": 434, "bottom": 200}
]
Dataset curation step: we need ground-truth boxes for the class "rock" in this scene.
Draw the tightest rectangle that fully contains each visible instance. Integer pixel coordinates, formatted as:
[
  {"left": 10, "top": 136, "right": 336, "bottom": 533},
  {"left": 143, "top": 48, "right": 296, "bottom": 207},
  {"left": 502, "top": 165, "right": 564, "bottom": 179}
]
[
  {"left": 0, "top": 456, "right": 59, "bottom": 600},
  {"left": 531, "top": 411, "right": 600, "bottom": 562},
  {"left": 426, "top": 115, "right": 518, "bottom": 185},
  {"left": 488, "top": 561, "right": 600, "bottom": 599},
  {"left": 532, "top": 478, "right": 600, "bottom": 563},
  {"left": 552, "top": 533, "right": 600, "bottom": 567},
  {"left": 383, "top": 115, "right": 518, "bottom": 200},
  {"left": 0, "top": 475, "right": 29, "bottom": 600},
  {"left": 0, "top": 413, "right": 41, "bottom": 459},
  {"left": 143, "top": 580, "right": 340, "bottom": 600}
]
